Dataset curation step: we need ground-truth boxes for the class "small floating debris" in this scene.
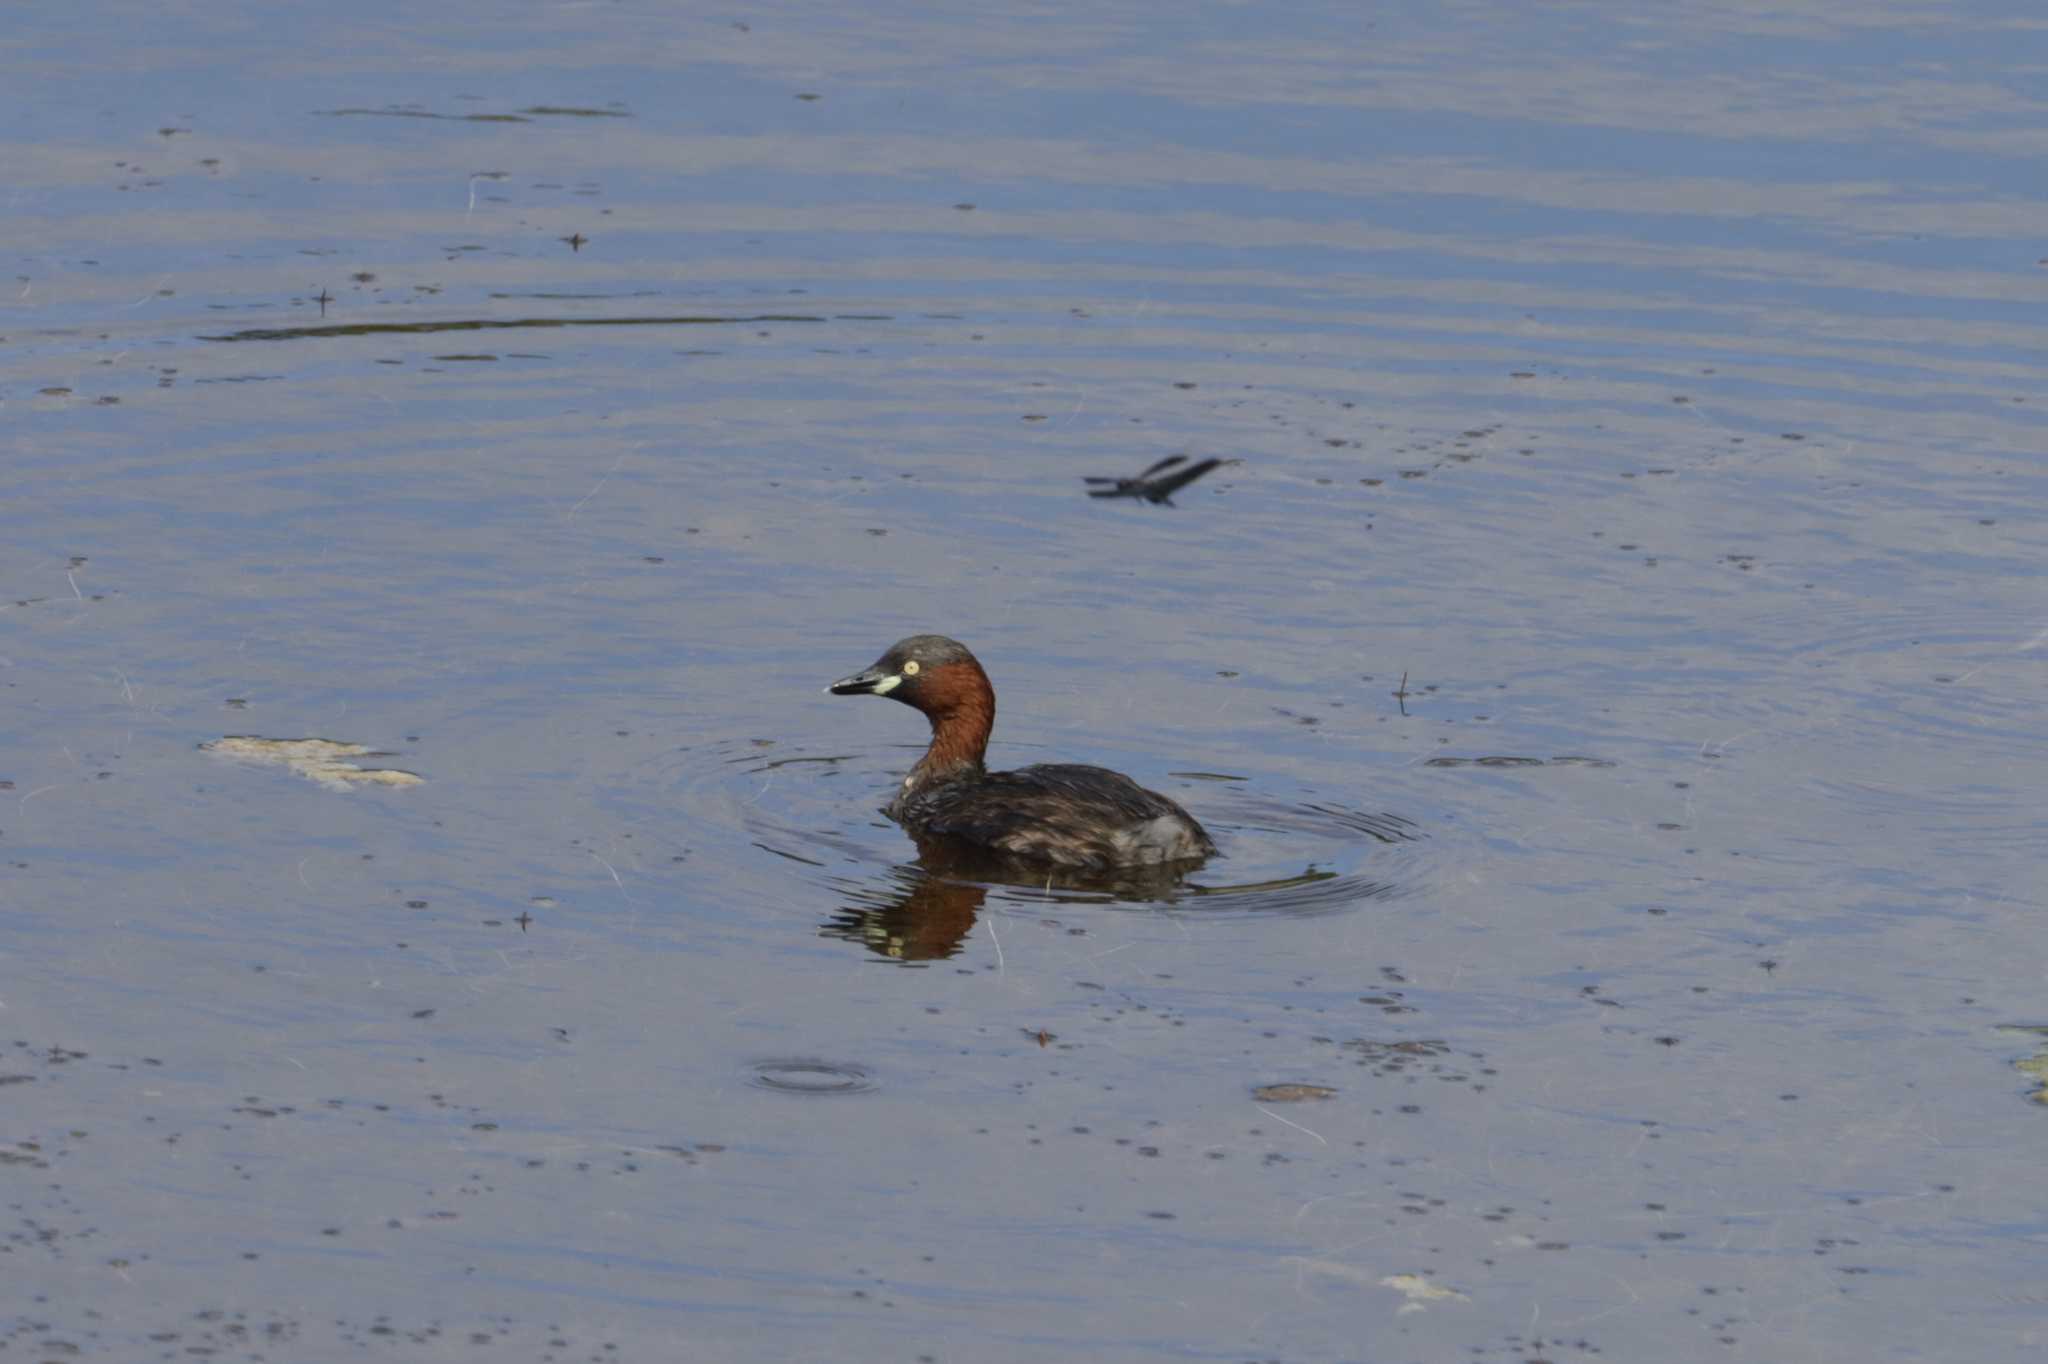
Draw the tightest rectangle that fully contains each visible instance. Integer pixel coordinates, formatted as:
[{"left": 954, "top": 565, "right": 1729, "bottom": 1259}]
[
  {"left": 201, "top": 736, "right": 422, "bottom": 791},
  {"left": 1084, "top": 454, "right": 1233, "bottom": 505},
  {"left": 1253, "top": 1083, "right": 1337, "bottom": 1103}
]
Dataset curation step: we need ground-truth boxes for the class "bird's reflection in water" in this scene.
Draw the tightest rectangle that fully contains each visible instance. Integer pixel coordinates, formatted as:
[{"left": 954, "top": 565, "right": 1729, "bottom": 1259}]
[
  {"left": 820, "top": 841, "right": 1219, "bottom": 964},
  {"left": 819, "top": 793, "right": 1425, "bottom": 962},
  {"left": 820, "top": 863, "right": 989, "bottom": 963},
  {"left": 823, "top": 838, "right": 1418, "bottom": 962}
]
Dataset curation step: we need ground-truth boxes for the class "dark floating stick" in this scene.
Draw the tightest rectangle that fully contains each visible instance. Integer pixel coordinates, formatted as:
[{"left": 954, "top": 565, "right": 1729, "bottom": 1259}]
[
  {"left": 1084, "top": 455, "right": 1231, "bottom": 505},
  {"left": 1084, "top": 454, "right": 1188, "bottom": 485},
  {"left": 201, "top": 313, "right": 830, "bottom": 343}
]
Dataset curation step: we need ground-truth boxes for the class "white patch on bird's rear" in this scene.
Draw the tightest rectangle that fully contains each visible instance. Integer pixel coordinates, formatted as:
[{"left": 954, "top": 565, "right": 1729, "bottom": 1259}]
[
  {"left": 872, "top": 674, "right": 902, "bottom": 695},
  {"left": 1112, "top": 814, "right": 1203, "bottom": 864}
]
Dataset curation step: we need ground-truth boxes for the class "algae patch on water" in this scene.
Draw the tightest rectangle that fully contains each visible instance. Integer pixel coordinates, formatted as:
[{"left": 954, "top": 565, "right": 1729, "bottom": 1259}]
[
  {"left": 201, "top": 737, "right": 423, "bottom": 791},
  {"left": 1379, "top": 1273, "right": 1469, "bottom": 1313},
  {"left": 1998, "top": 1025, "right": 2048, "bottom": 1103}
]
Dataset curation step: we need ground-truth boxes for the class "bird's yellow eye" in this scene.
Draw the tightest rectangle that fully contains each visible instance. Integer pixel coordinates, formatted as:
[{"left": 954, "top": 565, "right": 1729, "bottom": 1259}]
[{"left": 903, "top": 660, "right": 920, "bottom": 675}]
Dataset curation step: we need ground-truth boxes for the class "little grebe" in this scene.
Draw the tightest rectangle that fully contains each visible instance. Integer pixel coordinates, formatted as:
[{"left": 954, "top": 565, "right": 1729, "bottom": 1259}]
[{"left": 828, "top": 635, "right": 1217, "bottom": 871}]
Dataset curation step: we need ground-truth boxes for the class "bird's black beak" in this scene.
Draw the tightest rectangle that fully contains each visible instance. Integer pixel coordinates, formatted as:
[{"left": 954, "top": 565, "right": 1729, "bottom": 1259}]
[{"left": 827, "top": 664, "right": 898, "bottom": 696}]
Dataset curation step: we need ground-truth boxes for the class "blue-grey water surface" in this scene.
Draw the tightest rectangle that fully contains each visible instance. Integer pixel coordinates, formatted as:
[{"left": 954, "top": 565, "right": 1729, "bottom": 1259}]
[{"left": 6, "top": 2, "right": 2047, "bottom": 1360}]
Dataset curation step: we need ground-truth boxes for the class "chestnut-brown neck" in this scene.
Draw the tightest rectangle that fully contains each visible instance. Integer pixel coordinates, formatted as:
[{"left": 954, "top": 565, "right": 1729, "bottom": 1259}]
[{"left": 911, "top": 659, "right": 995, "bottom": 783}]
